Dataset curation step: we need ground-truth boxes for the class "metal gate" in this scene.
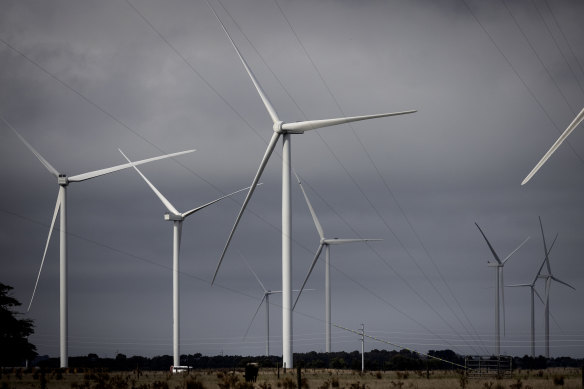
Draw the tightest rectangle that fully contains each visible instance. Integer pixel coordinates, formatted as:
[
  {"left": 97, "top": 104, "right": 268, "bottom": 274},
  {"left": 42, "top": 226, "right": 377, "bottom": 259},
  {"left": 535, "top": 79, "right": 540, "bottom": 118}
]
[{"left": 465, "top": 356, "right": 512, "bottom": 378}]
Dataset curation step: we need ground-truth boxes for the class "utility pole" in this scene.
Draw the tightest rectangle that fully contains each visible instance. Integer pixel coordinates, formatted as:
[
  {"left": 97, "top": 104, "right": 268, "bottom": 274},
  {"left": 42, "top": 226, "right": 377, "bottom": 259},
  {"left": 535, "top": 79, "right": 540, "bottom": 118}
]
[{"left": 361, "top": 323, "right": 365, "bottom": 372}]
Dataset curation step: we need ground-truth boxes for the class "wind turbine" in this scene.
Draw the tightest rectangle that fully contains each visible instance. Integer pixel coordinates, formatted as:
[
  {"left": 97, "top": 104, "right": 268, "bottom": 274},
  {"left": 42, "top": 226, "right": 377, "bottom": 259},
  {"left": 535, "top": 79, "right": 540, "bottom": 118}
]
[
  {"left": 475, "top": 222, "right": 530, "bottom": 356},
  {"left": 207, "top": 3, "right": 416, "bottom": 368},
  {"left": 241, "top": 254, "right": 311, "bottom": 356},
  {"left": 292, "top": 173, "right": 381, "bottom": 353},
  {"left": 536, "top": 217, "right": 575, "bottom": 358},
  {"left": 522, "top": 107, "right": 584, "bottom": 185},
  {"left": 507, "top": 233, "right": 557, "bottom": 357},
  {"left": 6, "top": 121, "right": 194, "bottom": 368},
  {"left": 119, "top": 149, "right": 253, "bottom": 369}
]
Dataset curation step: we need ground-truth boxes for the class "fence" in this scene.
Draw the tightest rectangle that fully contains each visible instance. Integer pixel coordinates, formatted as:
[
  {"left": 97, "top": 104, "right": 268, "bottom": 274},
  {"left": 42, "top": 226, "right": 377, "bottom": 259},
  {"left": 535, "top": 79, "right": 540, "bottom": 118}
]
[{"left": 464, "top": 356, "right": 512, "bottom": 378}]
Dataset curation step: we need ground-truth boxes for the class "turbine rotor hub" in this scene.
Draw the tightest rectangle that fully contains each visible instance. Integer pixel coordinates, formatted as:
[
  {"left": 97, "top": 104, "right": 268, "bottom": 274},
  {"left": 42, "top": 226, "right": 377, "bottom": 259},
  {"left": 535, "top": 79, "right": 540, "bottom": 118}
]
[
  {"left": 273, "top": 121, "right": 284, "bottom": 134},
  {"left": 57, "top": 174, "right": 69, "bottom": 186}
]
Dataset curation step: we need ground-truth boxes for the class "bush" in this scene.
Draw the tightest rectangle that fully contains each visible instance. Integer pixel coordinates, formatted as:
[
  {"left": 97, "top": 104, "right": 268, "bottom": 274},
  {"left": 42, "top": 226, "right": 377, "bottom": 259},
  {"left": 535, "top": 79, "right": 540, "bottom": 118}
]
[
  {"left": 509, "top": 378, "right": 522, "bottom": 389},
  {"left": 185, "top": 376, "right": 206, "bottom": 389},
  {"left": 552, "top": 375, "right": 564, "bottom": 386},
  {"left": 151, "top": 380, "right": 169, "bottom": 389},
  {"left": 280, "top": 377, "right": 296, "bottom": 389}
]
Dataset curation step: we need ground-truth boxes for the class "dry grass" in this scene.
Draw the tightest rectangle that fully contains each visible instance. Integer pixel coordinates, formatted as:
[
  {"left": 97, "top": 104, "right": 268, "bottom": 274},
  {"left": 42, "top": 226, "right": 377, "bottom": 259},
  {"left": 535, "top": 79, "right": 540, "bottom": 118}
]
[{"left": 0, "top": 367, "right": 581, "bottom": 389}]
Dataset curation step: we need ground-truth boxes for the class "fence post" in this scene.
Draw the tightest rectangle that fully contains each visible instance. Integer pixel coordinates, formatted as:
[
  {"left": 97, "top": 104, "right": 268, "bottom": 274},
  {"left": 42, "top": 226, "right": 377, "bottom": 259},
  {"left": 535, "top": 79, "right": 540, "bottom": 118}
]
[{"left": 297, "top": 366, "right": 302, "bottom": 389}]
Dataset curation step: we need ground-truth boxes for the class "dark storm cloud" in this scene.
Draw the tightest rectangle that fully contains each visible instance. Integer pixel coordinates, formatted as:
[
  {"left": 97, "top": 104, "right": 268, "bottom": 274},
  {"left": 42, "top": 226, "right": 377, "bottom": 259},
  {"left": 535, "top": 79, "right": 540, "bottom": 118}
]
[{"left": 1, "top": 0, "right": 583, "bottom": 360}]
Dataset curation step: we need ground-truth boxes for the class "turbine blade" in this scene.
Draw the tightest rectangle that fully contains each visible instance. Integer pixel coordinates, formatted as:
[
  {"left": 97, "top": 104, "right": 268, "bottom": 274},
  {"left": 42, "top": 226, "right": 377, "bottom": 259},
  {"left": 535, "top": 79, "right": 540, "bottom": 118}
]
[
  {"left": 533, "top": 233, "right": 558, "bottom": 283},
  {"left": 243, "top": 294, "right": 266, "bottom": 340},
  {"left": 533, "top": 287, "right": 545, "bottom": 305},
  {"left": 292, "top": 243, "right": 325, "bottom": 310},
  {"left": 281, "top": 110, "right": 417, "bottom": 132},
  {"left": 294, "top": 172, "right": 324, "bottom": 240},
  {"left": 538, "top": 217, "right": 552, "bottom": 275},
  {"left": 475, "top": 222, "right": 502, "bottom": 264},
  {"left": 522, "top": 107, "right": 584, "bottom": 185},
  {"left": 4, "top": 117, "right": 60, "bottom": 177},
  {"left": 240, "top": 252, "right": 267, "bottom": 293},
  {"left": 28, "top": 190, "right": 62, "bottom": 311},
  {"left": 324, "top": 238, "right": 382, "bottom": 245},
  {"left": 212, "top": 132, "right": 281, "bottom": 284},
  {"left": 502, "top": 236, "right": 530, "bottom": 264},
  {"left": 551, "top": 275, "right": 576, "bottom": 291},
  {"left": 118, "top": 149, "right": 180, "bottom": 215},
  {"left": 68, "top": 149, "right": 195, "bottom": 182},
  {"left": 207, "top": 1, "right": 279, "bottom": 124},
  {"left": 181, "top": 184, "right": 260, "bottom": 219}
]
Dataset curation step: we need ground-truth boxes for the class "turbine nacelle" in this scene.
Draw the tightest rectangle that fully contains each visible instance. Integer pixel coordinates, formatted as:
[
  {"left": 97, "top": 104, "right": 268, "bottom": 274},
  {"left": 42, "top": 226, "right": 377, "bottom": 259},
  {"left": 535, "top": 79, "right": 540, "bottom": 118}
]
[
  {"left": 164, "top": 213, "right": 184, "bottom": 222},
  {"left": 273, "top": 121, "right": 303, "bottom": 135}
]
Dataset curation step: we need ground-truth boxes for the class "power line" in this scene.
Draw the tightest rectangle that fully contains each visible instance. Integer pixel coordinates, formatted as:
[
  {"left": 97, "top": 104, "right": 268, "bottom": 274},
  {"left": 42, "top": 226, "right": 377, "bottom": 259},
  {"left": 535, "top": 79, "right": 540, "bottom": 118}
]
[
  {"left": 2, "top": 205, "right": 479, "bottom": 356},
  {"left": 501, "top": 0, "right": 579, "bottom": 114},
  {"left": 531, "top": 0, "right": 584, "bottom": 98},
  {"left": 461, "top": 0, "right": 584, "bottom": 166},
  {"left": 270, "top": 0, "right": 488, "bottom": 354},
  {"left": 333, "top": 324, "right": 469, "bottom": 370},
  {"left": 127, "top": 0, "right": 481, "bottom": 354},
  {"left": 543, "top": 0, "right": 584, "bottom": 87}
]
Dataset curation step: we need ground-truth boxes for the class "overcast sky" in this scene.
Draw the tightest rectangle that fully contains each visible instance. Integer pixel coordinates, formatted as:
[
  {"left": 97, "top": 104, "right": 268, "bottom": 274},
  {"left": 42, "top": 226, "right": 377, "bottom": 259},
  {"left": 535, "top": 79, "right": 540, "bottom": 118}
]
[{"left": 1, "top": 0, "right": 583, "bottom": 361}]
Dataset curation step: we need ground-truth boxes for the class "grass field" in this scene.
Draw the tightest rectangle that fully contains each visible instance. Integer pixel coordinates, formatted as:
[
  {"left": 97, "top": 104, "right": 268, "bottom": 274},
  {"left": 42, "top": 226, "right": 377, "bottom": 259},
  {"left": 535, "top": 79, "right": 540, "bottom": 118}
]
[{"left": 0, "top": 367, "right": 582, "bottom": 389}]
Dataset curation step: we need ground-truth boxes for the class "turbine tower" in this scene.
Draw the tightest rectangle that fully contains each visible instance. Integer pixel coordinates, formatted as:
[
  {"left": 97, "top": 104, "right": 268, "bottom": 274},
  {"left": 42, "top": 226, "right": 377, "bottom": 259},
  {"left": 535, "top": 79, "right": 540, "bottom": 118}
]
[
  {"left": 522, "top": 107, "right": 584, "bottom": 185},
  {"left": 207, "top": 2, "right": 416, "bottom": 369},
  {"left": 475, "top": 222, "right": 529, "bottom": 356},
  {"left": 7, "top": 121, "right": 194, "bottom": 368},
  {"left": 120, "top": 150, "right": 251, "bottom": 369},
  {"left": 537, "top": 217, "right": 575, "bottom": 358},
  {"left": 507, "top": 233, "right": 557, "bottom": 357},
  {"left": 292, "top": 173, "right": 381, "bottom": 352}
]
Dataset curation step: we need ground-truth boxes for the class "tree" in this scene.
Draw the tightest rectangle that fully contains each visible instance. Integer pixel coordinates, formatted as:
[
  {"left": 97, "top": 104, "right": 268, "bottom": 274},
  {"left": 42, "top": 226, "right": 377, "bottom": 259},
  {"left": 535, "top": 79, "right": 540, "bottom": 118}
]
[{"left": 0, "top": 282, "right": 37, "bottom": 366}]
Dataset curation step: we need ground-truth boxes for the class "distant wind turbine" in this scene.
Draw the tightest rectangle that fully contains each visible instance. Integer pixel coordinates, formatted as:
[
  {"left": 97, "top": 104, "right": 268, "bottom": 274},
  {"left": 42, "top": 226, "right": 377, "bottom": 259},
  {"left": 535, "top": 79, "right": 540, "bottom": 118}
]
[
  {"left": 536, "top": 217, "right": 575, "bottom": 358},
  {"left": 475, "top": 222, "right": 529, "bottom": 356},
  {"left": 6, "top": 120, "right": 194, "bottom": 368},
  {"left": 241, "top": 253, "right": 310, "bottom": 356},
  {"left": 522, "top": 107, "right": 584, "bottom": 185},
  {"left": 293, "top": 173, "right": 381, "bottom": 353},
  {"left": 507, "top": 232, "right": 557, "bottom": 357},
  {"left": 207, "top": 1, "right": 416, "bottom": 368},
  {"left": 119, "top": 149, "right": 252, "bottom": 369}
]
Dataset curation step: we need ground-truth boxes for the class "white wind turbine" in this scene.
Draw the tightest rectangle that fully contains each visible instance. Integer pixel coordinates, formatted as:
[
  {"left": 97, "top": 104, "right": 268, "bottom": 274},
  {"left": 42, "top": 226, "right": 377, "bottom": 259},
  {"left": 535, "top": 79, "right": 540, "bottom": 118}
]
[
  {"left": 536, "top": 217, "right": 575, "bottom": 358},
  {"left": 7, "top": 121, "right": 194, "bottom": 368},
  {"left": 292, "top": 173, "right": 381, "bottom": 353},
  {"left": 475, "top": 222, "right": 530, "bottom": 356},
  {"left": 522, "top": 107, "right": 584, "bottom": 185},
  {"left": 207, "top": 3, "right": 416, "bottom": 368},
  {"left": 241, "top": 254, "right": 311, "bottom": 356},
  {"left": 507, "top": 232, "right": 557, "bottom": 358},
  {"left": 119, "top": 149, "right": 252, "bottom": 369}
]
